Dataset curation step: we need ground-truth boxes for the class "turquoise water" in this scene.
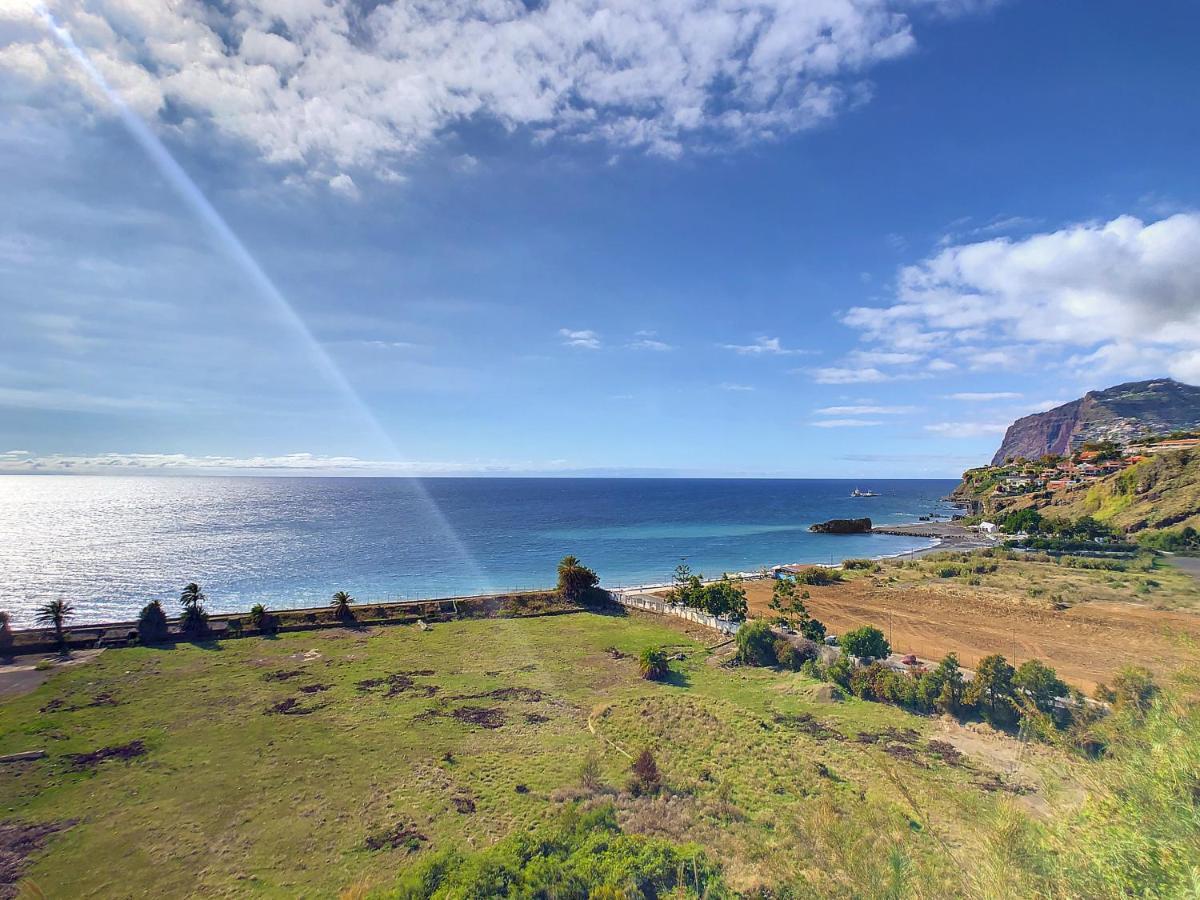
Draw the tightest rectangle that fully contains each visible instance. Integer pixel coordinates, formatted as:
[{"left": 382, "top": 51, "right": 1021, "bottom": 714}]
[{"left": 0, "top": 476, "right": 958, "bottom": 626}]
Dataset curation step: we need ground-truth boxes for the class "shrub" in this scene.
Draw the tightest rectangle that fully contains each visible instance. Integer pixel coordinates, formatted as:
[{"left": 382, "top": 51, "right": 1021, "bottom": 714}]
[
  {"left": 735, "top": 620, "right": 777, "bottom": 667},
  {"left": 773, "top": 638, "right": 800, "bottom": 671},
  {"left": 579, "top": 754, "right": 604, "bottom": 792},
  {"left": 638, "top": 646, "right": 670, "bottom": 681},
  {"left": 136, "top": 600, "right": 169, "bottom": 644},
  {"left": 628, "top": 749, "right": 662, "bottom": 797},
  {"left": 936, "top": 565, "right": 961, "bottom": 578},
  {"left": 842, "top": 558, "right": 878, "bottom": 570},
  {"left": 840, "top": 625, "right": 890, "bottom": 660},
  {"left": 795, "top": 567, "right": 844, "bottom": 586},
  {"left": 392, "top": 803, "right": 726, "bottom": 899}
]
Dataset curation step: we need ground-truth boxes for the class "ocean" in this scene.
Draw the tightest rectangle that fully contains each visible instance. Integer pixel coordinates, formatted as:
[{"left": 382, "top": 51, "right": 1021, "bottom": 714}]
[{"left": 0, "top": 476, "right": 959, "bottom": 627}]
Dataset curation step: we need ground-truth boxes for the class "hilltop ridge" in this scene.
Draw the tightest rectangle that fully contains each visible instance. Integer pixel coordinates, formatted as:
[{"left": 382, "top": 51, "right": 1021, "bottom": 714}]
[{"left": 991, "top": 378, "right": 1200, "bottom": 465}]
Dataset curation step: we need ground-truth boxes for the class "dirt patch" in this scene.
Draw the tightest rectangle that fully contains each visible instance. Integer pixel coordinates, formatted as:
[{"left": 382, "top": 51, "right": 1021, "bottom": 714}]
[
  {"left": 363, "top": 823, "right": 427, "bottom": 852},
  {"left": 926, "top": 739, "right": 965, "bottom": 767},
  {"left": 39, "top": 692, "right": 119, "bottom": 713},
  {"left": 0, "top": 819, "right": 77, "bottom": 899},
  {"left": 883, "top": 742, "right": 927, "bottom": 766},
  {"left": 772, "top": 713, "right": 843, "bottom": 740},
  {"left": 451, "top": 793, "right": 476, "bottom": 813},
  {"left": 262, "top": 669, "right": 305, "bottom": 682},
  {"left": 524, "top": 712, "right": 549, "bottom": 724},
  {"left": 450, "top": 686, "right": 545, "bottom": 703},
  {"left": 450, "top": 706, "right": 506, "bottom": 729},
  {"left": 975, "top": 773, "right": 1034, "bottom": 795},
  {"left": 356, "top": 673, "right": 439, "bottom": 698},
  {"left": 855, "top": 726, "right": 920, "bottom": 745},
  {"left": 298, "top": 683, "right": 331, "bottom": 694},
  {"left": 265, "top": 698, "right": 320, "bottom": 716},
  {"left": 68, "top": 740, "right": 146, "bottom": 770}
]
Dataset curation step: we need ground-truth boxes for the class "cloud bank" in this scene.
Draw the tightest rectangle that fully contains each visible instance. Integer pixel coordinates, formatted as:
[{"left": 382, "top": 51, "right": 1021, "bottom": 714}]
[
  {"left": 1, "top": 0, "right": 978, "bottom": 184},
  {"left": 831, "top": 213, "right": 1200, "bottom": 383}
]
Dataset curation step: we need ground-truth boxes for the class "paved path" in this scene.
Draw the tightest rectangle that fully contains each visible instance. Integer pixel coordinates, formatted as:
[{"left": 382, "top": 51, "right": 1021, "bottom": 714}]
[{"left": 1167, "top": 555, "right": 1200, "bottom": 582}]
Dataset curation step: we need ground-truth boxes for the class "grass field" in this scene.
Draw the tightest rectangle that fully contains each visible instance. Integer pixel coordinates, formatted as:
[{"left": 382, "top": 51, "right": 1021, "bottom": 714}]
[{"left": 0, "top": 610, "right": 1069, "bottom": 898}]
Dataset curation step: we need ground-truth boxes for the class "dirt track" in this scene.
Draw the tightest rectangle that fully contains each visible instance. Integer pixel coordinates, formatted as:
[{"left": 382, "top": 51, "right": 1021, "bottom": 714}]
[{"left": 742, "top": 579, "right": 1200, "bottom": 692}]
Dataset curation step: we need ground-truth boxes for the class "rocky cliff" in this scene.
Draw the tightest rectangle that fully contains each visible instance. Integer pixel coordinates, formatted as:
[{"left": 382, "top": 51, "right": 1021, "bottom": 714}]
[{"left": 991, "top": 378, "right": 1200, "bottom": 464}]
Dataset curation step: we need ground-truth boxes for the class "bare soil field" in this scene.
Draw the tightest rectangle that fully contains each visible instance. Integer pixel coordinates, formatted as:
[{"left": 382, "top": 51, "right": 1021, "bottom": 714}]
[{"left": 740, "top": 562, "right": 1200, "bottom": 692}]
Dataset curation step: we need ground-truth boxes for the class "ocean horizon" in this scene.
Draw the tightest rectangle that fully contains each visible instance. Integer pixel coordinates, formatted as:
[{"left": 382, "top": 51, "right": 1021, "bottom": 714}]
[{"left": 0, "top": 475, "right": 959, "bottom": 627}]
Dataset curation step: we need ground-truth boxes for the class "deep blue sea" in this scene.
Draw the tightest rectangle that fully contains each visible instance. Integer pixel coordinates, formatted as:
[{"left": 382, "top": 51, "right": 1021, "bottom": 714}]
[{"left": 0, "top": 476, "right": 959, "bottom": 627}]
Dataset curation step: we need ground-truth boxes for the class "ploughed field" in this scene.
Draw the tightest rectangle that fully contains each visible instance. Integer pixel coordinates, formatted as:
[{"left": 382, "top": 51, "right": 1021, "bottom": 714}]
[
  {"left": 740, "top": 551, "right": 1200, "bottom": 691},
  {"left": 0, "top": 611, "right": 1070, "bottom": 897}
]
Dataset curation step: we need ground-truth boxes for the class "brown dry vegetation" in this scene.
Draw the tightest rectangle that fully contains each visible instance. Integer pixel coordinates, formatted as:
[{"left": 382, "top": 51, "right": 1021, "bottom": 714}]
[{"left": 737, "top": 554, "right": 1200, "bottom": 691}]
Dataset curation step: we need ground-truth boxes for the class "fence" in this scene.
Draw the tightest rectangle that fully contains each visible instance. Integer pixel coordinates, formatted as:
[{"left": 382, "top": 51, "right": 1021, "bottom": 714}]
[{"left": 610, "top": 590, "right": 741, "bottom": 635}]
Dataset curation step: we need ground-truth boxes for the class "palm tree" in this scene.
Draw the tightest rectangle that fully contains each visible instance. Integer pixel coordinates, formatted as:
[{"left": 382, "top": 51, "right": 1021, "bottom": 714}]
[
  {"left": 178, "top": 583, "right": 209, "bottom": 638},
  {"left": 180, "top": 582, "right": 205, "bottom": 610},
  {"left": 330, "top": 590, "right": 355, "bottom": 622},
  {"left": 36, "top": 599, "right": 73, "bottom": 654},
  {"left": 0, "top": 610, "right": 13, "bottom": 660}
]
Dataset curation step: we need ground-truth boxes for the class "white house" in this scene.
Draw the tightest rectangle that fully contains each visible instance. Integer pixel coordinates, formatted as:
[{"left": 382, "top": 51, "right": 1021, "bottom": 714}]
[{"left": 977, "top": 521, "right": 998, "bottom": 534}]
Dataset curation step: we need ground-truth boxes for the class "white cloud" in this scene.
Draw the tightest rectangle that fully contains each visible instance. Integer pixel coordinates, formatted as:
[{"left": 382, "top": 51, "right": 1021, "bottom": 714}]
[
  {"left": 923, "top": 421, "right": 1008, "bottom": 437},
  {"left": 327, "top": 173, "right": 360, "bottom": 200},
  {"left": 842, "top": 213, "right": 1200, "bottom": 381},
  {"left": 628, "top": 338, "right": 673, "bottom": 351},
  {"left": 0, "top": 451, "right": 571, "bottom": 475},
  {"left": 723, "top": 336, "right": 805, "bottom": 356},
  {"left": 719, "top": 382, "right": 755, "bottom": 392},
  {"left": 0, "top": 0, "right": 987, "bottom": 182},
  {"left": 815, "top": 404, "right": 915, "bottom": 414},
  {"left": 559, "top": 327, "right": 601, "bottom": 349},
  {"left": 947, "top": 391, "right": 1022, "bottom": 401},
  {"left": 811, "top": 366, "right": 903, "bottom": 384},
  {"left": 811, "top": 418, "right": 883, "bottom": 427}
]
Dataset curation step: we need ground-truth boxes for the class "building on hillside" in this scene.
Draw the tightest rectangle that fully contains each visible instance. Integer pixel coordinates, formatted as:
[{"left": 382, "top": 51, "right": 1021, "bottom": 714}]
[
  {"left": 977, "top": 521, "right": 998, "bottom": 534},
  {"left": 1126, "top": 438, "right": 1200, "bottom": 455}
]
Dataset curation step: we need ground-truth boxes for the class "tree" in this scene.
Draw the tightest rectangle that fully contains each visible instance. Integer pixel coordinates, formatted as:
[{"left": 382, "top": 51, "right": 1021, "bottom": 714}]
[
  {"left": 840, "top": 625, "right": 890, "bottom": 660},
  {"left": 1014, "top": 659, "right": 1067, "bottom": 713},
  {"left": 330, "top": 590, "right": 356, "bottom": 622},
  {"left": 768, "top": 576, "right": 825, "bottom": 639},
  {"left": 1000, "top": 508, "right": 1043, "bottom": 535},
  {"left": 0, "top": 610, "right": 12, "bottom": 660},
  {"left": 628, "top": 749, "right": 662, "bottom": 797},
  {"left": 968, "top": 654, "right": 1016, "bottom": 720},
  {"left": 556, "top": 556, "right": 599, "bottom": 603},
  {"left": 180, "top": 582, "right": 206, "bottom": 610},
  {"left": 638, "top": 646, "right": 670, "bottom": 681},
  {"left": 178, "top": 582, "right": 209, "bottom": 637},
  {"left": 697, "top": 578, "right": 748, "bottom": 622},
  {"left": 735, "top": 620, "right": 776, "bottom": 667},
  {"left": 136, "top": 600, "right": 169, "bottom": 644},
  {"left": 35, "top": 599, "right": 73, "bottom": 653},
  {"left": 929, "top": 653, "right": 966, "bottom": 714}
]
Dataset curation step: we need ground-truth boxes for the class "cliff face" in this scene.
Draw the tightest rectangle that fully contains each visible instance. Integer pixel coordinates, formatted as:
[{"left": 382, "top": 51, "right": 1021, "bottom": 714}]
[{"left": 991, "top": 379, "right": 1200, "bottom": 465}]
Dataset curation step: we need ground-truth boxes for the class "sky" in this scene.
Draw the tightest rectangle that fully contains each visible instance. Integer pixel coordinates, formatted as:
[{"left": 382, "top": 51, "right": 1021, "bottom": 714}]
[{"left": 0, "top": 0, "right": 1198, "bottom": 478}]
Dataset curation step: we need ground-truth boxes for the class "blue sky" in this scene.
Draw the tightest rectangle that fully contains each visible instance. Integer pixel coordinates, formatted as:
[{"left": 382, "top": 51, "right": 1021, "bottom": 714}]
[{"left": 1, "top": 0, "right": 1198, "bottom": 477}]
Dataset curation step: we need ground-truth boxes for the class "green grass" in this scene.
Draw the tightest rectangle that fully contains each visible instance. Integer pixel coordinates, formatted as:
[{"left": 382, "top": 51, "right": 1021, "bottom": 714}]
[{"left": 0, "top": 612, "right": 1070, "bottom": 897}]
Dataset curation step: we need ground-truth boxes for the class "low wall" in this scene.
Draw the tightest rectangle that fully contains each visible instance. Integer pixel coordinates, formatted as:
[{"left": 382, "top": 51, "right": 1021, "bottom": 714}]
[{"left": 611, "top": 591, "right": 741, "bottom": 635}]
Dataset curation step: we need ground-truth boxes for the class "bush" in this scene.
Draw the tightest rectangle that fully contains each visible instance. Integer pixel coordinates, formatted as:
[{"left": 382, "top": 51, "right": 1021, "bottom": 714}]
[
  {"left": 393, "top": 803, "right": 726, "bottom": 899},
  {"left": 842, "top": 558, "right": 878, "bottom": 570},
  {"left": 936, "top": 565, "right": 962, "bottom": 578},
  {"left": 638, "top": 646, "right": 670, "bottom": 681},
  {"left": 840, "top": 625, "right": 890, "bottom": 660},
  {"left": 735, "top": 620, "right": 777, "bottom": 667},
  {"left": 628, "top": 749, "right": 662, "bottom": 797},
  {"left": 795, "top": 567, "right": 844, "bottom": 586},
  {"left": 137, "top": 600, "right": 169, "bottom": 644}
]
